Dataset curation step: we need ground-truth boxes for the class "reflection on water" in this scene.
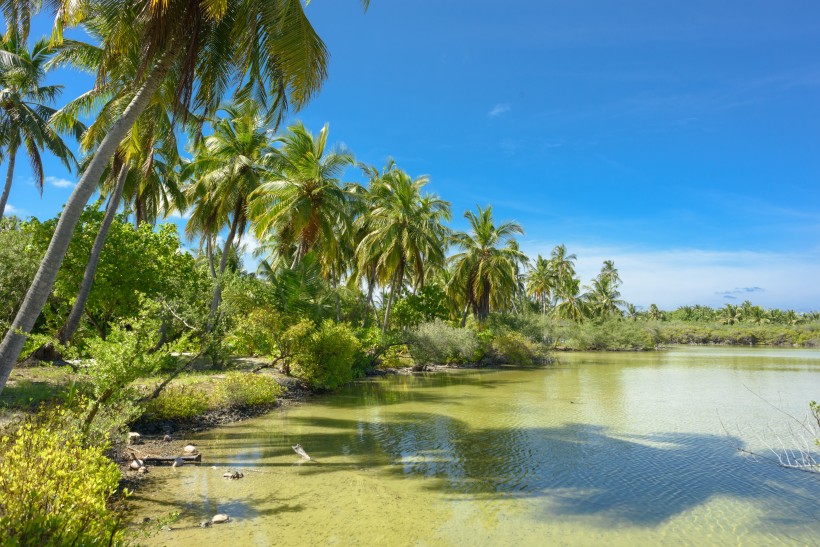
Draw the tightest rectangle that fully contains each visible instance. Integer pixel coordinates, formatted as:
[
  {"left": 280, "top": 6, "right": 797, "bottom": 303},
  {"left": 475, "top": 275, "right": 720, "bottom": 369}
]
[{"left": 133, "top": 347, "right": 820, "bottom": 545}]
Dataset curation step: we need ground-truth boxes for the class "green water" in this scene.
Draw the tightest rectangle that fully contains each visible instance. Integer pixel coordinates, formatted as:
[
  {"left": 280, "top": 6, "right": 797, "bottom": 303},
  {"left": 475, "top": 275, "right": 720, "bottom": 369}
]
[{"left": 133, "top": 347, "right": 820, "bottom": 545}]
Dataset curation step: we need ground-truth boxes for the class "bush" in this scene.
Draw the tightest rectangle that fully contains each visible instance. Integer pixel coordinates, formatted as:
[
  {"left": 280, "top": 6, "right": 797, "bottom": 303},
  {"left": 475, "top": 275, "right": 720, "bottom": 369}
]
[
  {"left": 226, "top": 308, "right": 281, "bottom": 357},
  {"left": 216, "top": 372, "right": 283, "bottom": 407},
  {"left": 407, "top": 319, "right": 483, "bottom": 367},
  {"left": 290, "top": 320, "right": 361, "bottom": 389},
  {"left": 492, "top": 331, "right": 550, "bottom": 365},
  {"left": 142, "top": 384, "right": 210, "bottom": 421},
  {"left": 0, "top": 410, "right": 128, "bottom": 546},
  {"left": 558, "top": 319, "right": 654, "bottom": 351}
]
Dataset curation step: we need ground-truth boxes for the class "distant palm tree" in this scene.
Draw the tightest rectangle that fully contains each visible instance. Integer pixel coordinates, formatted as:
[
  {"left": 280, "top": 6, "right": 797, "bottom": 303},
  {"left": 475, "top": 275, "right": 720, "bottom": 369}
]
[
  {"left": 647, "top": 303, "right": 664, "bottom": 321},
  {"left": 553, "top": 276, "right": 587, "bottom": 321},
  {"left": 449, "top": 206, "right": 526, "bottom": 325},
  {"left": 186, "top": 99, "right": 274, "bottom": 329},
  {"left": 550, "top": 244, "right": 577, "bottom": 286},
  {"left": 526, "top": 254, "right": 553, "bottom": 314},
  {"left": 718, "top": 304, "right": 742, "bottom": 325},
  {"left": 0, "top": 35, "right": 80, "bottom": 219},
  {"left": 583, "top": 275, "right": 625, "bottom": 318},
  {"left": 356, "top": 166, "right": 450, "bottom": 331}
]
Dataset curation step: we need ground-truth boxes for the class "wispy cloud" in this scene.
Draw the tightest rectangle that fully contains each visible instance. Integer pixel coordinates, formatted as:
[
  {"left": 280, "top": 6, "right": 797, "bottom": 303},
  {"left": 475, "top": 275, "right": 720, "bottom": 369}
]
[
  {"left": 716, "top": 287, "right": 764, "bottom": 296},
  {"left": 487, "top": 103, "right": 511, "bottom": 117},
  {"left": 166, "top": 208, "right": 192, "bottom": 220},
  {"left": 46, "top": 176, "right": 75, "bottom": 189}
]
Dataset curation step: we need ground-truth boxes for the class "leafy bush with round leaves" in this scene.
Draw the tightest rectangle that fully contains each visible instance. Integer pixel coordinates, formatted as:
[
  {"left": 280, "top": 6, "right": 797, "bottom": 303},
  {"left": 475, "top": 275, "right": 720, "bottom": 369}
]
[{"left": 290, "top": 320, "right": 361, "bottom": 389}]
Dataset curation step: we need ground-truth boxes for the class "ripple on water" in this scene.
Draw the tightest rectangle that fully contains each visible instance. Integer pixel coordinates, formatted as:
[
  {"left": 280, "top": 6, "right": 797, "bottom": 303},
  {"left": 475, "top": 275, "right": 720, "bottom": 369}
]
[{"left": 132, "top": 349, "right": 820, "bottom": 545}]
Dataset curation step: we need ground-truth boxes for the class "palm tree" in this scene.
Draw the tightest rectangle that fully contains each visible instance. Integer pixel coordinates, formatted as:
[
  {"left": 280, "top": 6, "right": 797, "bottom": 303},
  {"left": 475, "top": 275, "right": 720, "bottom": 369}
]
[
  {"left": 449, "top": 206, "right": 526, "bottom": 325},
  {"left": 186, "top": 98, "right": 274, "bottom": 330},
  {"left": 718, "top": 304, "right": 742, "bottom": 325},
  {"left": 0, "top": 34, "right": 80, "bottom": 219},
  {"left": 550, "top": 244, "right": 577, "bottom": 286},
  {"left": 625, "top": 303, "right": 640, "bottom": 321},
  {"left": 553, "top": 276, "right": 587, "bottom": 321},
  {"left": 250, "top": 122, "right": 356, "bottom": 266},
  {"left": 356, "top": 166, "right": 450, "bottom": 331},
  {"left": 525, "top": 254, "right": 554, "bottom": 314},
  {"left": 51, "top": 37, "right": 191, "bottom": 344},
  {"left": 647, "top": 303, "right": 663, "bottom": 321},
  {"left": 1, "top": 0, "right": 360, "bottom": 390},
  {"left": 600, "top": 259, "right": 622, "bottom": 287},
  {"left": 583, "top": 275, "right": 625, "bottom": 318}
]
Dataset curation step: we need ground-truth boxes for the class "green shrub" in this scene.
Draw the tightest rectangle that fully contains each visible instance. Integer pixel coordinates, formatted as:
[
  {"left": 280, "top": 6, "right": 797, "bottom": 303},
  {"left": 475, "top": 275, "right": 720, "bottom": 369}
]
[
  {"left": 216, "top": 372, "right": 283, "bottom": 407},
  {"left": 559, "top": 319, "right": 654, "bottom": 351},
  {"left": 291, "top": 320, "right": 361, "bottom": 389},
  {"left": 492, "top": 331, "right": 550, "bottom": 365},
  {"left": 407, "top": 319, "right": 483, "bottom": 367},
  {"left": 226, "top": 308, "right": 280, "bottom": 357},
  {"left": 142, "top": 384, "right": 210, "bottom": 421},
  {"left": 0, "top": 410, "right": 128, "bottom": 546}
]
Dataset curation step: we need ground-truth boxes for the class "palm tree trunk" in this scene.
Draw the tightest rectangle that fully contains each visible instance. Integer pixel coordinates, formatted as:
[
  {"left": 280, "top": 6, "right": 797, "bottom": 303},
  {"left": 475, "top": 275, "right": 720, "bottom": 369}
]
[
  {"left": 58, "top": 164, "right": 129, "bottom": 345},
  {"left": 0, "top": 52, "right": 176, "bottom": 394},
  {"left": 361, "top": 270, "right": 376, "bottom": 327},
  {"left": 382, "top": 261, "right": 405, "bottom": 333},
  {"left": 206, "top": 201, "right": 241, "bottom": 332},
  {"left": 206, "top": 236, "right": 217, "bottom": 278},
  {"left": 0, "top": 145, "right": 18, "bottom": 220},
  {"left": 460, "top": 303, "right": 470, "bottom": 328}
]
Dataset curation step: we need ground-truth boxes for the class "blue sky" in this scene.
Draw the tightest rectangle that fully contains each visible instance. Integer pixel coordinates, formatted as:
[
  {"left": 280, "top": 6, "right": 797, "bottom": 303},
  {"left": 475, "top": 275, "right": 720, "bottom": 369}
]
[{"left": 5, "top": 1, "right": 820, "bottom": 310}]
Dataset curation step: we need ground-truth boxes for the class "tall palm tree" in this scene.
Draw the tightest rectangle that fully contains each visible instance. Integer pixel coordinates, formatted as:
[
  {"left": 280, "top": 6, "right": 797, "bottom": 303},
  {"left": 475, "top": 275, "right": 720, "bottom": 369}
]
[
  {"left": 525, "top": 254, "right": 554, "bottom": 314},
  {"left": 449, "top": 206, "right": 526, "bottom": 325},
  {"left": 250, "top": 122, "right": 356, "bottom": 266},
  {"left": 51, "top": 37, "right": 191, "bottom": 344},
  {"left": 186, "top": 98, "right": 274, "bottom": 330},
  {"left": 356, "top": 166, "right": 450, "bottom": 331},
  {"left": 549, "top": 244, "right": 577, "bottom": 290},
  {"left": 600, "top": 259, "right": 621, "bottom": 287},
  {"left": 1, "top": 0, "right": 360, "bottom": 390},
  {"left": 0, "top": 34, "right": 80, "bottom": 219}
]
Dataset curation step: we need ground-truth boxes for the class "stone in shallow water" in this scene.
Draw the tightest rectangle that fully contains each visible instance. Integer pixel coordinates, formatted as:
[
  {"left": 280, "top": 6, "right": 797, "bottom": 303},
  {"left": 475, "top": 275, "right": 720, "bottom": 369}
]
[
  {"left": 183, "top": 444, "right": 197, "bottom": 454},
  {"left": 211, "top": 514, "right": 230, "bottom": 524}
]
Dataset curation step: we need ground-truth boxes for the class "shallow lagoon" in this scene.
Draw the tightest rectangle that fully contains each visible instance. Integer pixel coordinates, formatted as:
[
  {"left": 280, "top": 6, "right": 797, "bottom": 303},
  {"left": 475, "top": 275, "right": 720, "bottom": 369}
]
[{"left": 133, "top": 346, "right": 820, "bottom": 545}]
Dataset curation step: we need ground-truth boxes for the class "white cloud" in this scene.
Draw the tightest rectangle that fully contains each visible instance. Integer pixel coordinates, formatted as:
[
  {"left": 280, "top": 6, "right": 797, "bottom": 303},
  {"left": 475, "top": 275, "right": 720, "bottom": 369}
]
[
  {"left": 521, "top": 242, "right": 820, "bottom": 311},
  {"left": 5, "top": 203, "right": 22, "bottom": 216},
  {"left": 46, "top": 176, "right": 76, "bottom": 189},
  {"left": 487, "top": 103, "right": 511, "bottom": 117},
  {"left": 166, "top": 208, "right": 192, "bottom": 220}
]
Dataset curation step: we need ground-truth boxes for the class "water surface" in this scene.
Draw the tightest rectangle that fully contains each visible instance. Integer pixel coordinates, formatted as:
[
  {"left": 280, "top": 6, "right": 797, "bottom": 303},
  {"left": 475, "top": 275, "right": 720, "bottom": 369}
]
[{"left": 133, "top": 346, "right": 820, "bottom": 545}]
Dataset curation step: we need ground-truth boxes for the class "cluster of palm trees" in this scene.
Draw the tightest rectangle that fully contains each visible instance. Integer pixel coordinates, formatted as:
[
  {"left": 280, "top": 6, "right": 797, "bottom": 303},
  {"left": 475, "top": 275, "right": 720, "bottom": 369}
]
[
  {"left": 0, "top": 1, "right": 631, "bottom": 396},
  {"left": 0, "top": 0, "right": 364, "bottom": 392},
  {"left": 525, "top": 246, "right": 625, "bottom": 321}
]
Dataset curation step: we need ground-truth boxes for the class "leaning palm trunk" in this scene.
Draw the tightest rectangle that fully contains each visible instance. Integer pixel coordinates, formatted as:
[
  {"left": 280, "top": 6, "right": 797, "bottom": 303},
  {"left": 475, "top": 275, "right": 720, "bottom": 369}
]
[
  {"left": 0, "top": 145, "right": 18, "bottom": 220},
  {"left": 58, "top": 163, "right": 129, "bottom": 345},
  {"left": 0, "top": 53, "right": 175, "bottom": 393},
  {"left": 206, "top": 204, "right": 240, "bottom": 333}
]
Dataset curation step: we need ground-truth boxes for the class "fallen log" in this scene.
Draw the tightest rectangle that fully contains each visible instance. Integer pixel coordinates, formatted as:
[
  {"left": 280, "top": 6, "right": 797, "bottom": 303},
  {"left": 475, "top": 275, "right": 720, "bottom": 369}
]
[{"left": 142, "top": 454, "right": 202, "bottom": 465}]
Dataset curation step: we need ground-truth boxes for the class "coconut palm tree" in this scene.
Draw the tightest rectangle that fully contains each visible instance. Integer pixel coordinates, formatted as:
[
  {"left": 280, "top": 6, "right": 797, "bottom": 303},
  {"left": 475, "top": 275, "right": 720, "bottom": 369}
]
[
  {"left": 186, "top": 98, "right": 274, "bottom": 330},
  {"left": 250, "top": 122, "right": 357, "bottom": 266},
  {"left": 50, "top": 37, "right": 191, "bottom": 344},
  {"left": 525, "top": 254, "right": 553, "bottom": 314},
  {"left": 1, "top": 0, "right": 361, "bottom": 390},
  {"left": 0, "top": 34, "right": 80, "bottom": 219},
  {"left": 449, "top": 206, "right": 526, "bottom": 325},
  {"left": 356, "top": 166, "right": 450, "bottom": 331},
  {"left": 583, "top": 275, "right": 625, "bottom": 318},
  {"left": 550, "top": 244, "right": 577, "bottom": 287},
  {"left": 553, "top": 276, "right": 587, "bottom": 321},
  {"left": 600, "top": 259, "right": 622, "bottom": 287},
  {"left": 647, "top": 303, "right": 663, "bottom": 321}
]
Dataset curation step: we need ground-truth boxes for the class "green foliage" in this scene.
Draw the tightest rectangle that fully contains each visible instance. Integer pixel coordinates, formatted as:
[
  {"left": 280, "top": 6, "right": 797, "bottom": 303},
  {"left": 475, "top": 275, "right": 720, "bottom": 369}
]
[
  {"left": 216, "top": 372, "right": 282, "bottom": 407},
  {"left": 391, "top": 284, "right": 450, "bottom": 329},
  {"left": 226, "top": 308, "right": 281, "bottom": 357},
  {"left": 491, "top": 331, "right": 550, "bottom": 366},
  {"left": 142, "top": 384, "right": 210, "bottom": 421},
  {"left": 25, "top": 206, "right": 199, "bottom": 343},
  {"left": 557, "top": 319, "right": 655, "bottom": 351},
  {"left": 0, "top": 219, "right": 41, "bottom": 330},
  {"left": 0, "top": 410, "right": 127, "bottom": 546},
  {"left": 407, "top": 319, "right": 483, "bottom": 367},
  {"left": 289, "top": 320, "right": 361, "bottom": 389}
]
